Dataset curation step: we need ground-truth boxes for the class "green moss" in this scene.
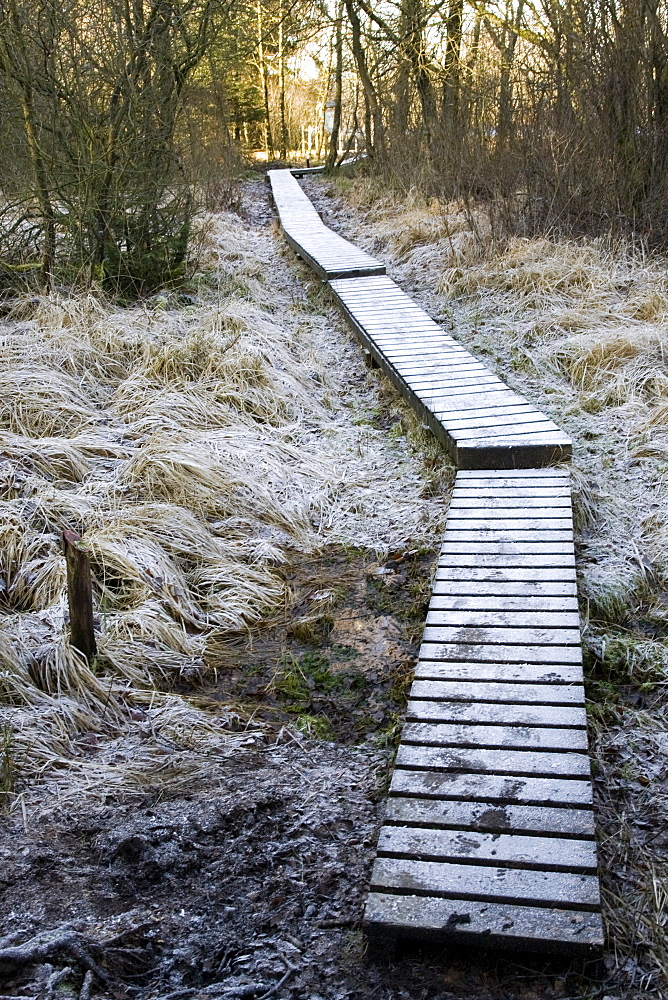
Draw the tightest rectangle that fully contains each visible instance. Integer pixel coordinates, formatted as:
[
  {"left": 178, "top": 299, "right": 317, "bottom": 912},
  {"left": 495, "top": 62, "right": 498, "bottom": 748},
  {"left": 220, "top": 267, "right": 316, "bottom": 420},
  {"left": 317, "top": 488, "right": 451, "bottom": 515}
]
[
  {"left": 295, "top": 714, "right": 334, "bottom": 739},
  {"left": 288, "top": 615, "right": 334, "bottom": 645},
  {"left": 585, "top": 632, "right": 667, "bottom": 685},
  {"left": 0, "top": 724, "right": 14, "bottom": 807}
]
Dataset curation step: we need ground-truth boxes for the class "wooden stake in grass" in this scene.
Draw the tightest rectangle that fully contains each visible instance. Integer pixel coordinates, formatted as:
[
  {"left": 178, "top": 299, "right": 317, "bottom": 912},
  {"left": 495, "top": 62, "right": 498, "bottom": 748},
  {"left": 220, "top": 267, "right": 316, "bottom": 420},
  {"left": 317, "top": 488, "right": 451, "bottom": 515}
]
[{"left": 63, "top": 529, "right": 97, "bottom": 663}]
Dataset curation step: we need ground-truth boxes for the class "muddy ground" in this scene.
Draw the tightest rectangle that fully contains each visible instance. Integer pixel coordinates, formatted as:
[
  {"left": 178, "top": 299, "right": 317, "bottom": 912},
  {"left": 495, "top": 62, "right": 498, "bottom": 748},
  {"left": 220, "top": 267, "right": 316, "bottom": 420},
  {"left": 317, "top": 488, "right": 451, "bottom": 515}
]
[{"left": 0, "top": 175, "right": 661, "bottom": 1000}]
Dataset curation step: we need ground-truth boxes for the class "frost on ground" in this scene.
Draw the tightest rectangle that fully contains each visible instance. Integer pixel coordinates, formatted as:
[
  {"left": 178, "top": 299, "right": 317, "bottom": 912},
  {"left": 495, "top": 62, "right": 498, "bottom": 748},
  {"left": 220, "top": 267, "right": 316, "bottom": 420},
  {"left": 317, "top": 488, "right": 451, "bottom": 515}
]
[
  {"left": 306, "top": 173, "right": 668, "bottom": 998},
  {"left": 2, "top": 171, "right": 665, "bottom": 1000},
  {"left": 0, "top": 180, "right": 463, "bottom": 1000},
  {"left": 0, "top": 186, "right": 448, "bottom": 778}
]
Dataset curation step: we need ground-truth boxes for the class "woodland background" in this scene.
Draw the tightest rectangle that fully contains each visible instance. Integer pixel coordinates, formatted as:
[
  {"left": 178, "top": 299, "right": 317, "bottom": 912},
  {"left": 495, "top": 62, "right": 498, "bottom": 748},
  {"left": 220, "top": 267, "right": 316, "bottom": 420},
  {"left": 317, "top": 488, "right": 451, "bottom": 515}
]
[{"left": 2, "top": 0, "right": 668, "bottom": 295}]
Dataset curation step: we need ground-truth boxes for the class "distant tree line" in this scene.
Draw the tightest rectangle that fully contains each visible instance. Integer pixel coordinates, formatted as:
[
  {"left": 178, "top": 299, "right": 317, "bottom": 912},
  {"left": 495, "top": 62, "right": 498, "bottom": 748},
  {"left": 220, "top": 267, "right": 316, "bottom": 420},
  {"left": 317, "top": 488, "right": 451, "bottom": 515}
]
[
  {"left": 0, "top": 0, "right": 236, "bottom": 294},
  {"left": 2, "top": 0, "right": 668, "bottom": 296},
  {"left": 325, "top": 0, "right": 668, "bottom": 245}
]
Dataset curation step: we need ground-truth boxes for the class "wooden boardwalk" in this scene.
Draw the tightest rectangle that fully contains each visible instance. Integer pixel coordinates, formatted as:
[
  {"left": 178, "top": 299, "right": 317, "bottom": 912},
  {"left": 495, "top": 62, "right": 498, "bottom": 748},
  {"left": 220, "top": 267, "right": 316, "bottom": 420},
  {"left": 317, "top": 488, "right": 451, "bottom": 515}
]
[
  {"left": 366, "top": 469, "right": 601, "bottom": 953},
  {"left": 268, "top": 170, "right": 385, "bottom": 279},
  {"left": 268, "top": 170, "right": 603, "bottom": 956},
  {"left": 330, "top": 275, "right": 570, "bottom": 470}
]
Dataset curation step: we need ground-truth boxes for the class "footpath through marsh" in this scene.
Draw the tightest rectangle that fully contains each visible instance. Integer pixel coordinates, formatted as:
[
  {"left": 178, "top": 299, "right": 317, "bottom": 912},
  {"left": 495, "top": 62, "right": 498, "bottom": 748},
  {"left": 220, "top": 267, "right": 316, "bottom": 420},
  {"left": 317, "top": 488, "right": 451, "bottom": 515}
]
[
  {"left": 303, "top": 173, "right": 668, "bottom": 998},
  {"left": 0, "top": 174, "right": 665, "bottom": 1000}
]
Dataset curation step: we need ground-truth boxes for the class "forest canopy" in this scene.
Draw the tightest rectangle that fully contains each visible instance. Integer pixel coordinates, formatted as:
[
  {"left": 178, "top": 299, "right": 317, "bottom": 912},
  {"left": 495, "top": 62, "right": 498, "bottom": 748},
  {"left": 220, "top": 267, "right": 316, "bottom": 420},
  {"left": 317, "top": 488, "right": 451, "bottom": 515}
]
[{"left": 2, "top": 0, "right": 668, "bottom": 294}]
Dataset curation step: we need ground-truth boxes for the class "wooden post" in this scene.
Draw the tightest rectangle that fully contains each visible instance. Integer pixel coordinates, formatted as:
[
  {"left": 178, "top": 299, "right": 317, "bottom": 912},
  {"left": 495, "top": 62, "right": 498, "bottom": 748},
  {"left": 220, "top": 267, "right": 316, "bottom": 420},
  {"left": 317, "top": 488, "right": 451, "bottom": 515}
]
[{"left": 63, "top": 529, "right": 96, "bottom": 662}]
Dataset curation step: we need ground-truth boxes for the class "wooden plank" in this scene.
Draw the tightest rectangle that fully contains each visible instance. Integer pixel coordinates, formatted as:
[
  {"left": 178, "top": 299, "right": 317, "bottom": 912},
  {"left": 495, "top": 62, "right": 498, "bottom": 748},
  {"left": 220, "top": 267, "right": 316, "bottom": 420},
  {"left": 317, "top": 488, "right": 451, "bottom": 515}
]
[
  {"left": 413, "top": 660, "right": 582, "bottom": 683},
  {"left": 384, "top": 798, "right": 595, "bottom": 836},
  {"left": 377, "top": 343, "right": 469, "bottom": 361},
  {"left": 421, "top": 626, "right": 581, "bottom": 646},
  {"left": 402, "top": 722, "right": 588, "bottom": 752},
  {"left": 430, "top": 386, "right": 524, "bottom": 404},
  {"left": 352, "top": 323, "right": 449, "bottom": 340},
  {"left": 429, "top": 388, "right": 526, "bottom": 407},
  {"left": 342, "top": 303, "right": 426, "bottom": 315},
  {"left": 432, "top": 391, "right": 528, "bottom": 413},
  {"left": 446, "top": 409, "right": 558, "bottom": 430},
  {"left": 438, "top": 542, "right": 575, "bottom": 556},
  {"left": 436, "top": 555, "right": 576, "bottom": 568},
  {"left": 432, "top": 577, "right": 578, "bottom": 594},
  {"left": 377, "top": 827, "right": 597, "bottom": 871},
  {"left": 407, "top": 699, "right": 588, "bottom": 728},
  {"left": 425, "top": 609, "right": 580, "bottom": 628},
  {"left": 417, "top": 643, "right": 582, "bottom": 665},
  {"left": 455, "top": 439, "right": 572, "bottom": 465},
  {"left": 440, "top": 534, "right": 574, "bottom": 549},
  {"left": 332, "top": 288, "right": 424, "bottom": 303},
  {"left": 457, "top": 432, "right": 571, "bottom": 448},
  {"left": 445, "top": 418, "right": 563, "bottom": 440},
  {"left": 458, "top": 444, "right": 571, "bottom": 471},
  {"left": 351, "top": 318, "right": 446, "bottom": 333},
  {"left": 393, "top": 359, "right": 497, "bottom": 375},
  {"left": 447, "top": 512, "right": 573, "bottom": 523},
  {"left": 433, "top": 567, "right": 577, "bottom": 583},
  {"left": 363, "top": 326, "right": 457, "bottom": 342},
  {"left": 375, "top": 346, "right": 470, "bottom": 362},
  {"left": 448, "top": 418, "right": 564, "bottom": 437},
  {"left": 449, "top": 499, "right": 572, "bottom": 510},
  {"left": 380, "top": 346, "right": 486, "bottom": 362},
  {"left": 442, "top": 403, "right": 550, "bottom": 422},
  {"left": 382, "top": 354, "right": 473, "bottom": 371},
  {"left": 356, "top": 321, "right": 451, "bottom": 336},
  {"left": 392, "top": 356, "right": 494, "bottom": 373},
  {"left": 395, "top": 745, "right": 591, "bottom": 778},
  {"left": 370, "top": 857, "right": 600, "bottom": 908},
  {"left": 451, "top": 495, "right": 572, "bottom": 506},
  {"left": 386, "top": 351, "right": 490, "bottom": 367},
  {"left": 458, "top": 469, "right": 566, "bottom": 478},
  {"left": 451, "top": 420, "right": 561, "bottom": 440},
  {"left": 445, "top": 525, "right": 574, "bottom": 538},
  {"left": 428, "top": 595, "right": 579, "bottom": 611},
  {"left": 446, "top": 523, "right": 574, "bottom": 535},
  {"left": 364, "top": 894, "right": 604, "bottom": 953},
  {"left": 405, "top": 372, "right": 509, "bottom": 390},
  {"left": 444, "top": 517, "right": 575, "bottom": 530},
  {"left": 444, "top": 527, "right": 574, "bottom": 540},
  {"left": 418, "top": 644, "right": 583, "bottom": 666},
  {"left": 410, "top": 679, "right": 584, "bottom": 703},
  {"left": 411, "top": 378, "right": 505, "bottom": 394},
  {"left": 328, "top": 280, "right": 408, "bottom": 294},
  {"left": 452, "top": 482, "right": 570, "bottom": 493},
  {"left": 407, "top": 373, "right": 503, "bottom": 389},
  {"left": 389, "top": 769, "right": 594, "bottom": 806},
  {"left": 331, "top": 286, "right": 423, "bottom": 304}
]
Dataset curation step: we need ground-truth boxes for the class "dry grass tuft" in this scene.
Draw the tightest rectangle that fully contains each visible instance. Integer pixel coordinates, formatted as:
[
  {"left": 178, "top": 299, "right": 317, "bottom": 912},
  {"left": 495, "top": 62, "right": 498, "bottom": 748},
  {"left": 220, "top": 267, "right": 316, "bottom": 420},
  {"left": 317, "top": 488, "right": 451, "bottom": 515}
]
[{"left": 0, "top": 206, "right": 446, "bottom": 807}]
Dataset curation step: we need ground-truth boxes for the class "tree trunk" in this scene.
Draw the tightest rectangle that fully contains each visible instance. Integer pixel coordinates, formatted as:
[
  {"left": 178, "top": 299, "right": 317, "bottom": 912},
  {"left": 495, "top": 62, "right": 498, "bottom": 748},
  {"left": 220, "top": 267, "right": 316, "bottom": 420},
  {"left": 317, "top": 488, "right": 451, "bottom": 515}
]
[
  {"left": 278, "top": 0, "right": 288, "bottom": 159},
  {"left": 326, "top": 3, "right": 344, "bottom": 170},
  {"left": 343, "top": 0, "right": 386, "bottom": 160},
  {"left": 442, "top": 0, "right": 464, "bottom": 131},
  {"left": 462, "top": 9, "right": 482, "bottom": 130},
  {"left": 256, "top": 0, "right": 273, "bottom": 158},
  {"left": 495, "top": 0, "right": 525, "bottom": 148},
  {"left": 18, "top": 89, "right": 56, "bottom": 289}
]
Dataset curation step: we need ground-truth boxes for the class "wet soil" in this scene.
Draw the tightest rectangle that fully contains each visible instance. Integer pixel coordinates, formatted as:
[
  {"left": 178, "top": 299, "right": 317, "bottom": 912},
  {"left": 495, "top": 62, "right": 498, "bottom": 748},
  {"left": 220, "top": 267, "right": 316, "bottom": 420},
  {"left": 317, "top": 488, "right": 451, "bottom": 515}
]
[
  {"left": 0, "top": 737, "right": 605, "bottom": 1000},
  {"left": 203, "top": 546, "right": 435, "bottom": 744}
]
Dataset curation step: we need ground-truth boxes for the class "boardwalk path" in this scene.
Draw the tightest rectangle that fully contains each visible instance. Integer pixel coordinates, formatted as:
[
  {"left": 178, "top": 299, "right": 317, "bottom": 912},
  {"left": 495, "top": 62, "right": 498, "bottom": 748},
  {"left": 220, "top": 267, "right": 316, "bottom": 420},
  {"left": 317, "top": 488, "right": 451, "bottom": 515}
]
[{"left": 267, "top": 169, "right": 603, "bottom": 956}]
